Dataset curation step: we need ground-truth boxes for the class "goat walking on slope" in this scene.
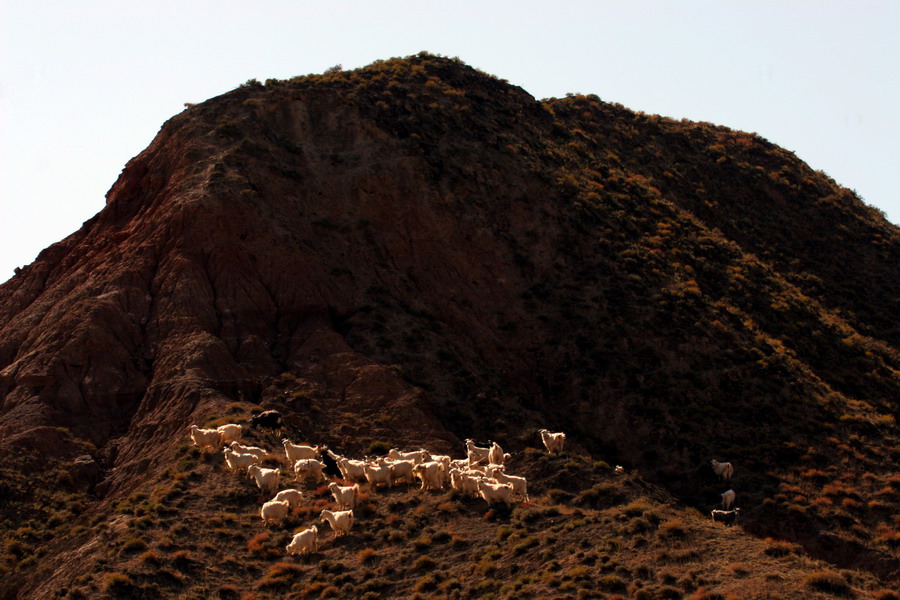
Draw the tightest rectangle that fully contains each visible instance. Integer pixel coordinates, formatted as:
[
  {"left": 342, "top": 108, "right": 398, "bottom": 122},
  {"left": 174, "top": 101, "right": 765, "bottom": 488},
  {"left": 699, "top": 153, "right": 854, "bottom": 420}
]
[
  {"left": 711, "top": 459, "right": 734, "bottom": 480},
  {"left": 721, "top": 488, "right": 736, "bottom": 510}
]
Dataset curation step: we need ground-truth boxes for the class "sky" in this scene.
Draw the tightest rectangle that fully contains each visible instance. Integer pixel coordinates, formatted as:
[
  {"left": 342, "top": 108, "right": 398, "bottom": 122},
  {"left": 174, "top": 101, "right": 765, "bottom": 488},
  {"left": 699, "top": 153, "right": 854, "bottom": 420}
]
[{"left": 1, "top": 0, "right": 898, "bottom": 283}]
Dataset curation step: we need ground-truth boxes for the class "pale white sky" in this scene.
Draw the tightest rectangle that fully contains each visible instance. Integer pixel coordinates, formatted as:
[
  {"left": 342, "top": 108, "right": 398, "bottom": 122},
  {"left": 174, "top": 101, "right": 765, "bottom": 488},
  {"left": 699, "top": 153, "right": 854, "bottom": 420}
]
[{"left": 1, "top": 1, "right": 898, "bottom": 283}]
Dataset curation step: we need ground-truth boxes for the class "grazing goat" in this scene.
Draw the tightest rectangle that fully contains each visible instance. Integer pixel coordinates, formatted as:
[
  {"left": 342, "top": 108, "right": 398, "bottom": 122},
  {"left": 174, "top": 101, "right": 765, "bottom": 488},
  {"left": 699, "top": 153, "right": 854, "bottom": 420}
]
[
  {"left": 293, "top": 458, "right": 326, "bottom": 483},
  {"left": 286, "top": 526, "right": 318, "bottom": 555},
  {"left": 283, "top": 439, "right": 322, "bottom": 463},
  {"left": 260, "top": 500, "right": 290, "bottom": 526},
  {"left": 230, "top": 441, "right": 268, "bottom": 462},
  {"left": 711, "top": 508, "right": 741, "bottom": 526},
  {"left": 487, "top": 466, "right": 528, "bottom": 501},
  {"left": 328, "top": 482, "right": 360, "bottom": 509},
  {"left": 216, "top": 423, "right": 242, "bottom": 444},
  {"left": 320, "top": 509, "right": 354, "bottom": 537},
  {"left": 711, "top": 459, "right": 734, "bottom": 480},
  {"left": 539, "top": 429, "right": 565, "bottom": 454},
  {"left": 387, "top": 448, "right": 430, "bottom": 464},
  {"left": 477, "top": 479, "right": 515, "bottom": 508},
  {"left": 273, "top": 488, "right": 303, "bottom": 509},
  {"left": 223, "top": 447, "right": 261, "bottom": 473},
  {"left": 189, "top": 425, "right": 222, "bottom": 451},
  {"left": 248, "top": 465, "right": 280, "bottom": 495},
  {"left": 334, "top": 455, "right": 367, "bottom": 482},
  {"left": 449, "top": 469, "right": 480, "bottom": 497},
  {"left": 721, "top": 489, "right": 736, "bottom": 510}
]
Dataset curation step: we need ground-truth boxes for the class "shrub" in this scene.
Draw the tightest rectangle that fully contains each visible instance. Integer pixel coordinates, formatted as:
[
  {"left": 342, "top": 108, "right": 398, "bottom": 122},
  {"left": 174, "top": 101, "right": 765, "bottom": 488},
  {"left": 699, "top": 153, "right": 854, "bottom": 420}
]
[
  {"left": 657, "top": 585, "right": 684, "bottom": 599},
  {"left": 412, "top": 556, "right": 436, "bottom": 570},
  {"left": 477, "top": 560, "right": 498, "bottom": 576},
  {"left": 803, "top": 570, "right": 854, "bottom": 596},
  {"left": 101, "top": 572, "right": 133, "bottom": 594},
  {"left": 412, "top": 535, "right": 432, "bottom": 549},
  {"left": 688, "top": 588, "right": 728, "bottom": 600},
  {"left": 512, "top": 536, "right": 538, "bottom": 555},
  {"left": 621, "top": 500, "right": 651, "bottom": 517},
  {"left": 763, "top": 538, "right": 801, "bottom": 557},
  {"left": 578, "top": 483, "right": 625, "bottom": 508},
  {"left": 357, "top": 548, "right": 377, "bottom": 563},
  {"left": 431, "top": 530, "right": 451, "bottom": 544},
  {"left": 565, "top": 565, "right": 591, "bottom": 581},
  {"left": 171, "top": 550, "right": 199, "bottom": 570},
  {"left": 597, "top": 574, "right": 627, "bottom": 591},
  {"left": 547, "top": 489, "right": 575, "bottom": 503},
  {"left": 256, "top": 562, "right": 305, "bottom": 590},
  {"left": 216, "top": 584, "right": 240, "bottom": 599},
  {"left": 139, "top": 549, "right": 162, "bottom": 566},
  {"left": 413, "top": 573, "right": 440, "bottom": 592},
  {"left": 367, "top": 441, "right": 392, "bottom": 456},
  {"left": 119, "top": 537, "right": 148, "bottom": 554},
  {"left": 247, "top": 532, "right": 271, "bottom": 556},
  {"left": 657, "top": 518, "right": 688, "bottom": 539}
]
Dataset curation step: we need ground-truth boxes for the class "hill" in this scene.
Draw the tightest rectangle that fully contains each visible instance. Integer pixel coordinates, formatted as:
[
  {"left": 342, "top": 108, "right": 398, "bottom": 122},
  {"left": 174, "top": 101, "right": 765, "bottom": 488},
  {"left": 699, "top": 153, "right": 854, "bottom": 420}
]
[{"left": 1, "top": 53, "right": 898, "bottom": 599}]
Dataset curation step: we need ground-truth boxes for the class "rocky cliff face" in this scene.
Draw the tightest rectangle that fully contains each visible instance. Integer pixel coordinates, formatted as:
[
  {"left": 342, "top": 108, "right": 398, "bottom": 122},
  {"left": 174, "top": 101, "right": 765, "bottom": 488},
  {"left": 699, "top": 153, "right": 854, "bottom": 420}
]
[{"left": 1, "top": 54, "right": 897, "bottom": 597}]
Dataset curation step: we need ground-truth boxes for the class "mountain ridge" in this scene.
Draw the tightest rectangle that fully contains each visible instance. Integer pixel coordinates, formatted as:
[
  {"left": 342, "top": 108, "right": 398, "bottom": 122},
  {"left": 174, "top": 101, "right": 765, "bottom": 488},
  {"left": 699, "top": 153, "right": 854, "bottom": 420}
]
[{"left": 1, "top": 53, "right": 897, "bottom": 598}]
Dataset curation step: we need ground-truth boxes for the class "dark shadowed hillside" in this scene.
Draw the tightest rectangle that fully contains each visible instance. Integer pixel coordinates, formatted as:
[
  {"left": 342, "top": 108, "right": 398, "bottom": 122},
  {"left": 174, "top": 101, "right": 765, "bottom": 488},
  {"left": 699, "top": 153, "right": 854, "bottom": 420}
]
[{"left": 1, "top": 53, "right": 898, "bottom": 599}]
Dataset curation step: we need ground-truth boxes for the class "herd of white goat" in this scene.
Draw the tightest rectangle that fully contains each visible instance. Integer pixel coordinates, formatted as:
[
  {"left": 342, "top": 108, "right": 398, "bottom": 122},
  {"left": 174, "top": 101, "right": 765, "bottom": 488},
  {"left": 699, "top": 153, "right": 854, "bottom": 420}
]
[{"left": 189, "top": 422, "right": 567, "bottom": 556}]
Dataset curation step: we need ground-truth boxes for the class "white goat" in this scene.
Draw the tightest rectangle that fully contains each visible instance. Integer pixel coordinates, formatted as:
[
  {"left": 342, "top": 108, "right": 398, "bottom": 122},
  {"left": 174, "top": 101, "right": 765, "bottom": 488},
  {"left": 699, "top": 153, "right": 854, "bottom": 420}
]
[
  {"left": 283, "top": 439, "right": 322, "bottom": 463},
  {"left": 216, "top": 423, "right": 243, "bottom": 444},
  {"left": 248, "top": 464, "right": 280, "bottom": 495},
  {"left": 387, "top": 448, "right": 430, "bottom": 464},
  {"left": 449, "top": 458, "right": 469, "bottom": 471},
  {"left": 320, "top": 509, "right": 354, "bottom": 537},
  {"left": 286, "top": 526, "right": 318, "bottom": 555},
  {"left": 449, "top": 468, "right": 480, "bottom": 497},
  {"left": 387, "top": 459, "right": 416, "bottom": 485},
  {"left": 260, "top": 500, "right": 290, "bottom": 526},
  {"left": 333, "top": 455, "right": 367, "bottom": 482},
  {"left": 272, "top": 488, "right": 303, "bottom": 509},
  {"left": 328, "top": 482, "right": 360, "bottom": 509},
  {"left": 465, "top": 439, "right": 491, "bottom": 464},
  {"left": 413, "top": 461, "right": 444, "bottom": 491},
  {"left": 230, "top": 441, "right": 269, "bottom": 462},
  {"left": 539, "top": 429, "right": 565, "bottom": 454},
  {"left": 363, "top": 462, "right": 392, "bottom": 488},
  {"left": 488, "top": 442, "right": 505, "bottom": 466},
  {"left": 487, "top": 466, "right": 528, "bottom": 501},
  {"left": 711, "top": 459, "right": 734, "bottom": 480},
  {"left": 477, "top": 479, "right": 515, "bottom": 508},
  {"left": 468, "top": 449, "right": 491, "bottom": 470},
  {"left": 721, "top": 489, "right": 736, "bottom": 510},
  {"left": 222, "top": 447, "right": 261, "bottom": 473},
  {"left": 293, "top": 458, "right": 326, "bottom": 483},
  {"left": 189, "top": 425, "right": 222, "bottom": 451}
]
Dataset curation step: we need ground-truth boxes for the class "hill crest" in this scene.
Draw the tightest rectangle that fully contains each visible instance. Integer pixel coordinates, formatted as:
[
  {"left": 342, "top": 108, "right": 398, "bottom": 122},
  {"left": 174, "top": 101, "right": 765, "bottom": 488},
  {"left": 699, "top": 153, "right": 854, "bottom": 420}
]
[{"left": 0, "top": 53, "right": 897, "bottom": 598}]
